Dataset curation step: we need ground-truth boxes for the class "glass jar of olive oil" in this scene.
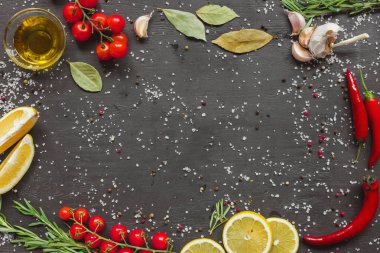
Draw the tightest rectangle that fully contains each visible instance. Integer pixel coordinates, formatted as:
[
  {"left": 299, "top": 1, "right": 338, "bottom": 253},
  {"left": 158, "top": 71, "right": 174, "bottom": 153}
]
[{"left": 4, "top": 8, "right": 66, "bottom": 71}]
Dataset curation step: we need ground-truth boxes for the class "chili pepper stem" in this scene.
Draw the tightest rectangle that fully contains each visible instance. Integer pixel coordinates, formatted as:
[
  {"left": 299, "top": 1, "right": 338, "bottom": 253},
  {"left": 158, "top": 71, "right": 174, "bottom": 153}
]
[
  {"left": 354, "top": 142, "right": 363, "bottom": 163},
  {"left": 359, "top": 67, "right": 374, "bottom": 100}
]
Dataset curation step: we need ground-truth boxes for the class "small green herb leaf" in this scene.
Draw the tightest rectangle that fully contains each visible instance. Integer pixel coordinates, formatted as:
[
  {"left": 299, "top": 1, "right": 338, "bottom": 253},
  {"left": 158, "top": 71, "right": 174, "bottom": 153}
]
[
  {"left": 69, "top": 61, "right": 102, "bottom": 92},
  {"left": 196, "top": 4, "right": 239, "bottom": 25},
  {"left": 162, "top": 9, "right": 206, "bottom": 41},
  {"left": 212, "top": 29, "right": 273, "bottom": 54}
]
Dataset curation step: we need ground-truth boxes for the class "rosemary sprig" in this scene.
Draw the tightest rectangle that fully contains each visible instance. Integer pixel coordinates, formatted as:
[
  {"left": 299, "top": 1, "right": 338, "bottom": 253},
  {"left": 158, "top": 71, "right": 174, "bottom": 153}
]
[
  {"left": 282, "top": 0, "right": 380, "bottom": 18},
  {"left": 209, "top": 199, "right": 231, "bottom": 235}
]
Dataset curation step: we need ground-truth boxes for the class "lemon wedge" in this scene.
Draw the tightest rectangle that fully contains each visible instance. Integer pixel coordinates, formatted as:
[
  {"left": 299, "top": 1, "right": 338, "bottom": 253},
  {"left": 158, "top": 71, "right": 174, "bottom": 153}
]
[
  {"left": 0, "top": 107, "right": 38, "bottom": 154},
  {"left": 222, "top": 211, "right": 272, "bottom": 253},
  {"left": 181, "top": 238, "right": 225, "bottom": 253},
  {"left": 267, "top": 217, "right": 299, "bottom": 253},
  {"left": 0, "top": 134, "right": 34, "bottom": 194}
]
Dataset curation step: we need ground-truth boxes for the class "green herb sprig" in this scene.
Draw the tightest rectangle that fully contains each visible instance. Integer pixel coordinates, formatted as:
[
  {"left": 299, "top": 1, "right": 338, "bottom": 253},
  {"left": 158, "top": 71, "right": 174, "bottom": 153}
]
[
  {"left": 209, "top": 199, "right": 231, "bottom": 235},
  {"left": 282, "top": 0, "right": 380, "bottom": 18}
]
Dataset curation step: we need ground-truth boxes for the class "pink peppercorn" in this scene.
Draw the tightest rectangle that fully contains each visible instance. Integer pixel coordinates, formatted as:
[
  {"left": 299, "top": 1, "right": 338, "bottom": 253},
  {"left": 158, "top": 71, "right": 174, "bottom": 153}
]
[
  {"left": 313, "top": 92, "right": 319, "bottom": 98},
  {"left": 236, "top": 208, "right": 241, "bottom": 213},
  {"left": 340, "top": 211, "right": 346, "bottom": 217},
  {"left": 223, "top": 200, "right": 229, "bottom": 206},
  {"left": 318, "top": 149, "right": 324, "bottom": 158},
  {"left": 335, "top": 192, "right": 340, "bottom": 198},
  {"left": 307, "top": 140, "right": 312, "bottom": 147},
  {"left": 97, "top": 107, "right": 105, "bottom": 116},
  {"left": 201, "top": 100, "right": 207, "bottom": 106},
  {"left": 115, "top": 147, "right": 123, "bottom": 154},
  {"left": 303, "top": 111, "right": 309, "bottom": 117},
  {"left": 0, "top": 96, "right": 6, "bottom": 101}
]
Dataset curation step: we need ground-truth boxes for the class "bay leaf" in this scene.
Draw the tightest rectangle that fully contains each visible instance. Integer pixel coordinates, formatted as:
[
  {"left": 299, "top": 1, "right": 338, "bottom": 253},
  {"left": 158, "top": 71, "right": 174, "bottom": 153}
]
[
  {"left": 69, "top": 61, "right": 102, "bottom": 92},
  {"left": 212, "top": 29, "right": 273, "bottom": 54},
  {"left": 162, "top": 9, "right": 206, "bottom": 41},
  {"left": 196, "top": 4, "right": 239, "bottom": 26}
]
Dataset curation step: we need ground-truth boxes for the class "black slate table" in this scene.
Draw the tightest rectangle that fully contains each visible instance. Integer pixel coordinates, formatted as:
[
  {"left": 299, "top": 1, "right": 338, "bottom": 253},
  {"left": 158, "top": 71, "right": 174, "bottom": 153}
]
[{"left": 0, "top": 0, "right": 379, "bottom": 252}]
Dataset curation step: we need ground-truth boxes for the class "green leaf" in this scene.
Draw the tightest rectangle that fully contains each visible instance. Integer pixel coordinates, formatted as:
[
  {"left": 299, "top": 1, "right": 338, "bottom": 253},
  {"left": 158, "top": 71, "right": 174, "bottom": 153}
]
[
  {"left": 162, "top": 9, "right": 206, "bottom": 41},
  {"left": 212, "top": 29, "right": 273, "bottom": 54},
  {"left": 196, "top": 4, "right": 239, "bottom": 25},
  {"left": 68, "top": 62, "right": 102, "bottom": 92}
]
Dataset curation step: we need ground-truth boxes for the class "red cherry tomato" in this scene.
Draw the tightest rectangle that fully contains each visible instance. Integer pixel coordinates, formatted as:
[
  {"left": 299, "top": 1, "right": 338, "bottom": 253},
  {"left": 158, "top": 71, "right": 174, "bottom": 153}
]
[
  {"left": 118, "top": 248, "right": 134, "bottom": 253},
  {"left": 107, "top": 14, "right": 125, "bottom": 34},
  {"left": 88, "top": 215, "right": 106, "bottom": 232},
  {"left": 100, "top": 241, "right": 118, "bottom": 253},
  {"left": 72, "top": 21, "right": 92, "bottom": 42},
  {"left": 110, "top": 41, "right": 128, "bottom": 59},
  {"left": 62, "top": 3, "right": 83, "bottom": 24},
  {"left": 110, "top": 224, "right": 128, "bottom": 242},
  {"left": 84, "top": 233, "right": 102, "bottom": 249},
  {"left": 78, "top": 0, "right": 98, "bottom": 8},
  {"left": 69, "top": 224, "right": 87, "bottom": 240},
  {"left": 91, "top": 13, "right": 108, "bottom": 31},
  {"left": 74, "top": 207, "right": 90, "bottom": 223},
  {"left": 128, "top": 229, "right": 146, "bottom": 247},
  {"left": 112, "top": 33, "right": 128, "bottom": 45},
  {"left": 96, "top": 42, "right": 112, "bottom": 61},
  {"left": 58, "top": 206, "right": 73, "bottom": 221},
  {"left": 152, "top": 232, "right": 170, "bottom": 250}
]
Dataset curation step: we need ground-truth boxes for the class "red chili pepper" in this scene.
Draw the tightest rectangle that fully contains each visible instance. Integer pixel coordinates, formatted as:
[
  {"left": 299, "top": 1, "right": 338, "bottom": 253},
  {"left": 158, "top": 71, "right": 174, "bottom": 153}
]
[
  {"left": 303, "top": 176, "right": 379, "bottom": 246},
  {"left": 359, "top": 68, "right": 380, "bottom": 169},
  {"left": 346, "top": 69, "right": 368, "bottom": 161}
]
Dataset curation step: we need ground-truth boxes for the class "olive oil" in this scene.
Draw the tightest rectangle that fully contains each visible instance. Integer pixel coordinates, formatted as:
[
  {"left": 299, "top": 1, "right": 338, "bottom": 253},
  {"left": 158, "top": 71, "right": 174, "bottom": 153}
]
[{"left": 13, "top": 15, "right": 65, "bottom": 69}]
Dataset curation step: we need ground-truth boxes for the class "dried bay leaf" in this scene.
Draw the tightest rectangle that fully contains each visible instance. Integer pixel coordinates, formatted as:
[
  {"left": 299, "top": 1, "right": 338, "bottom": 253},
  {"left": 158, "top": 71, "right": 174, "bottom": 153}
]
[
  {"left": 212, "top": 29, "right": 273, "bottom": 54},
  {"left": 162, "top": 9, "right": 206, "bottom": 41},
  {"left": 196, "top": 4, "right": 239, "bottom": 26},
  {"left": 69, "top": 61, "right": 102, "bottom": 92}
]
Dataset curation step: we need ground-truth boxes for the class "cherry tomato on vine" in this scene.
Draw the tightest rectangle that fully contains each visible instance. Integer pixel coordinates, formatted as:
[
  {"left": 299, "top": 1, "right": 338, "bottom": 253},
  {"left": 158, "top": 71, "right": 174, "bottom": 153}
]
[
  {"left": 110, "top": 41, "right": 128, "bottom": 59},
  {"left": 128, "top": 229, "right": 146, "bottom": 247},
  {"left": 58, "top": 206, "right": 73, "bottom": 221},
  {"left": 78, "top": 0, "right": 98, "bottom": 8},
  {"left": 118, "top": 248, "right": 134, "bottom": 253},
  {"left": 110, "top": 224, "right": 128, "bottom": 242},
  {"left": 152, "top": 232, "right": 170, "bottom": 250},
  {"left": 74, "top": 207, "right": 90, "bottom": 223},
  {"left": 112, "top": 33, "right": 128, "bottom": 45},
  {"left": 96, "top": 42, "right": 112, "bottom": 61},
  {"left": 91, "top": 13, "right": 108, "bottom": 31},
  {"left": 62, "top": 3, "right": 83, "bottom": 24},
  {"left": 84, "top": 233, "right": 102, "bottom": 249},
  {"left": 69, "top": 224, "right": 87, "bottom": 240},
  {"left": 100, "top": 241, "right": 118, "bottom": 253},
  {"left": 88, "top": 215, "right": 106, "bottom": 232},
  {"left": 72, "top": 21, "right": 92, "bottom": 42},
  {"left": 107, "top": 14, "right": 125, "bottom": 34}
]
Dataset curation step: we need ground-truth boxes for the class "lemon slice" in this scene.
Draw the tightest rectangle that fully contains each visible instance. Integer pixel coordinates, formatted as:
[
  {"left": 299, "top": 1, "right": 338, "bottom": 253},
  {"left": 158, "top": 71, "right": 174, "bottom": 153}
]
[
  {"left": 267, "top": 217, "right": 299, "bottom": 253},
  {"left": 181, "top": 238, "right": 225, "bottom": 253},
  {"left": 0, "top": 107, "right": 38, "bottom": 154},
  {"left": 223, "top": 211, "right": 272, "bottom": 253},
  {"left": 0, "top": 134, "right": 34, "bottom": 194}
]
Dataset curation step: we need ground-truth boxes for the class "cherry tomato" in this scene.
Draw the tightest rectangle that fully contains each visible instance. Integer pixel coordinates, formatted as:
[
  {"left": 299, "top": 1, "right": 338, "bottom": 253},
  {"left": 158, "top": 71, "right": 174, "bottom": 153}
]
[
  {"left": 100, "top": 241, "right": 118, "bottom": 253},
  {"left": 112, "top": 33, "right": 128, "bottom": 45},
  {"left": 58, "top": 206, "right": 73, "bottom": 221},
  {"left": 72, "top": 21, "right": 92, "bottom": 42},
  {"left": 74, "top": 207, "right": 90, "bottom": 223},
  {"left": 110, "top": 224, "right": 128, "bottom": 242},
  {"left": 88, "top": 215, "right": 106, "bottom": 232},
  {"left": 107, "top": 14, "right": 125, "bottom": 34},
  {"left": 69, "top": 224, "right": 87, "bottom": 240},
  {"left": 118, "top": 248, "right": 134, "bottom": 253},
  {"left": 128, "top": 229, "right": 146, "bottom": 247},
  {"left": 91, "top": 13, "right": 108, "bottom": 31},
  {"left": 84, "top": 233, "right": 102, "bottom": 249},
  {"left": 78, "top": 0, "right": 98, "bottom": 8},
  {"left": 110, "top": 41, "right": 128, "bottom": 59},
  {"left": 152, "top": 232, "right": 170, "bottom": 250},
  {"left": 62, "top": 3, "right": 83, "bottom": 24},
  {"left": 96, "top": 42, "right": 112, "bottom": 61}
]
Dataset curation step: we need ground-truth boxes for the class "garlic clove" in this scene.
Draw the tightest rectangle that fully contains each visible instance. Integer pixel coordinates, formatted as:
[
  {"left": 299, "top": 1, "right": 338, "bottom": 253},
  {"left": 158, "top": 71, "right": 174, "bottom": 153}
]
[
  {"left": 287, "top": 11, "right": 306, "bottom": 36},
  {"left": 292, "top": 42, "right": 313, "bottom": 62},
  {"left": 298, "top": 26, "right": 315, "bottom": 48},
  {"left": 134, "top": 11, "right": 154, "bottom": 39},
  {"left": 308, "top": 23, "right": 342, "bottom": 58}
]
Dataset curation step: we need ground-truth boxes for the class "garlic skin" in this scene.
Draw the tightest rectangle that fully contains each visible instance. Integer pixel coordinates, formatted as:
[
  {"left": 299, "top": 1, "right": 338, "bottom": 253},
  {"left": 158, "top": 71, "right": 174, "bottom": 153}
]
[
  {"left": 292, "top": 42, "right": 313, "bottom": 62},
  {"left": 308, "top": 23, "right": 342, "bottom": 58},
  {"left": 298, "top": 26, "right": 315, "bottom": 48},
  {"left": 288, "top": 11, "right": 306, "bottom": 35},
  {"left": 134, "top": 12, "right": 154, "bottom": 39}
]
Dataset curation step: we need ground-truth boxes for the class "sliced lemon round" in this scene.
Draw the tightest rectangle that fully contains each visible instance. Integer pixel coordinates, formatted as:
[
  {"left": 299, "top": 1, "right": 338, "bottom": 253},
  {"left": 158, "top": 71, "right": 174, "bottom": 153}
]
[
  {"left": 181, "top": 238, "right": 225, "bottom": 253},
  {"left": 0, "top": 107, "right": 38, "bottom": 154},
  {"left": 223, "top": 211, "right": 272, "bottom": 253},
  {"left": 0, "top": 134, "right": 34, "bottom": 194},
  {"left": 267, "top": 217, "right": 299, "bottom": 253}
]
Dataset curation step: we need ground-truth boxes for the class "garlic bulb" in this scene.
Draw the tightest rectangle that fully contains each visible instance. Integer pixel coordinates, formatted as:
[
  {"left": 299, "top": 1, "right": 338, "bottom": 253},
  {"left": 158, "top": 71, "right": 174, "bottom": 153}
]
[
  {"left": 288, "top": 11, "right": 306, "bottom": 35},
  {"left": 298, "top": 26, "right": 315, "bottom": 48},
  {"left": 308, "top": 23, "right": 342, "bottom": 58},
  {"left": 292, "top": 42, "right": 313, "bottom": 62},
  {"left": 134, "top": 11, "right": 154, "bottom": 39}
]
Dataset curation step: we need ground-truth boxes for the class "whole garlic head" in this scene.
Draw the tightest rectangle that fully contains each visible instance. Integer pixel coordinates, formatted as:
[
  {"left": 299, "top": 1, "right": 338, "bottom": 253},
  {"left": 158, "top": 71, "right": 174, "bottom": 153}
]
[
  {"left": 288, "top": 11, "right": 306, "bottom": 36},
  {"left": 308, "top": 23, "right": 342, "bottom": 58}
]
